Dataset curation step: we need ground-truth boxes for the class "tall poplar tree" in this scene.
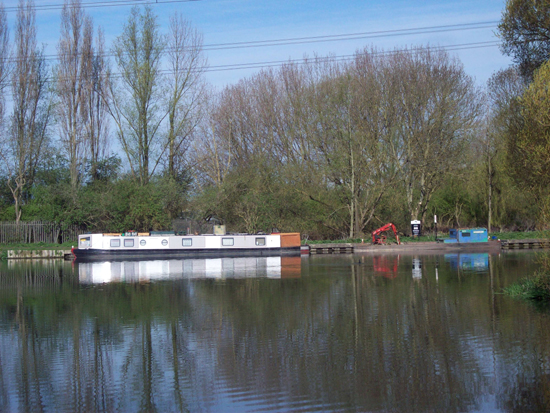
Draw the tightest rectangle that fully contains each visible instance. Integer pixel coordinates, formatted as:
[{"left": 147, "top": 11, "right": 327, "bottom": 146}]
[
  {"left": 55, "top": 0, "right": 92, "bottom": 191},
  {"left": 108, "top": 6, "right": 165, "bottom": 185},
  {"left": 165, "top": 13, "right": 206, "bottom": 180},
  {"left": 5, "top": 0, "right": 51, "bottom": 222}
]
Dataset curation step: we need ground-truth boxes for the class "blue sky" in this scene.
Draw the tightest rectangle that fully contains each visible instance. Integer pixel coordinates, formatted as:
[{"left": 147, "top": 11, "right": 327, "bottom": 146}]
[{"left": 22, "top": 0, "right": 511, "bottom": 88}]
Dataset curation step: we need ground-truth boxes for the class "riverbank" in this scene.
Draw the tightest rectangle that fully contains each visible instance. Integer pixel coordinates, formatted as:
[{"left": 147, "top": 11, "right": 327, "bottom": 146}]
[
  {"left": 3, "top": 249, "right": 72, "bottom": 259},
  {"left": 306, "top": 240, "right": 503, "bottom": 255},
  {"left": 2, "top": 230, "right": 549, "bottom": 259},
  {"left": 0, "top": 242, "right": 74, "bottom": 260}
]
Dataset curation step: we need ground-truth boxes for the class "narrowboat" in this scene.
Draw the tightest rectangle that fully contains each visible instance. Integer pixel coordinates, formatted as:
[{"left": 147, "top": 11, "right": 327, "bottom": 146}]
[{"left": 71, "top": 228, "right": 301, "bottom": 261}]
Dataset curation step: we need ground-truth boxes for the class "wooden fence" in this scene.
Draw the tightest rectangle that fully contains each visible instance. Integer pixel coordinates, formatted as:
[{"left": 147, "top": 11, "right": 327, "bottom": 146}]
[{"left": 0, "top": 221, "right": 81, "bottom": 244}]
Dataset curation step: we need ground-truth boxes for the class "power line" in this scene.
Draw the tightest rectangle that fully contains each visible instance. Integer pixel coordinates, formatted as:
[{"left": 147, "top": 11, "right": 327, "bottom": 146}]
[
  {"left": 0, "top": 20, "right": 499, "bottom": 64},
  {"left": 0, "top": 41, "right": 501, "bottom": 99},
  {"left": 203, "top": 21, "right": 499, "bottom": 51},
  {"left": 3, "top": 0, "right": 199, "bottom": 13},
  {"left": 201, "top": 41, "right": 501, "bottom": 73},
  {"left": 87, "top": 41, "right": 504, "bottom": 76}
]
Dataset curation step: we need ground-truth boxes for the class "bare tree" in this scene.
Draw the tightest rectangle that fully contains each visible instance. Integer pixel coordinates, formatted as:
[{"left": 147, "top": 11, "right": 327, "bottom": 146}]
[
  {"left": 85, "top": 27, "right": 110, "bottom": 182},
  {"left": 108, "top": 6, "right": 165, "bottom": 185},
  {"left": 0, "top": 3, "right": 9, "bottom": 123},
  {"left": 165, "top": 13, "right": 206, "bottom": 180},
  {"left": 306, "top": 55, "right": 399, "bottom": 238},
  {"left": 0, "top": 3, "right": 9, "bottom": 210},
  {"left": 3, "top": 0, "right": 51, "bottom": 222},
  {"left": 55, "top": 0, "right": 92, "bottom": 190},
  {"left": 191, "top": 91, "right": 232, "bottom": 188},
  {"left": 387, "top": 47, "right": 481, "bottom": 224}
]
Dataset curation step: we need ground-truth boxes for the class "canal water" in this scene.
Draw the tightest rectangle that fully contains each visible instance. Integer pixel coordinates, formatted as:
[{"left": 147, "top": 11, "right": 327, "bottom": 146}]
[{"left": 0, "top": 251, "right": 549, "bottom": 412}]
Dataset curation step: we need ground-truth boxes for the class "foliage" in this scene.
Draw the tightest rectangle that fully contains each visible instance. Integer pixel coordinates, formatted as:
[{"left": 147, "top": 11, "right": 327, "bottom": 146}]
[
  {"left": 504, "top": 275, "right": 550, "bottom": 300},
  {"left": 506, "top": 61, "right": 550, "bottom": 227},
  {"left": 22, "top": 171, "right": 187, "bottom": 232},
  {"left": 498, "top": 0, "right": 550, "bottom": 80},
  {"left": 511, "top": 61, "right": 550, "bottom": 190},
  {"left": 504, "top": 252, "right": 550, "bottom": 301}
]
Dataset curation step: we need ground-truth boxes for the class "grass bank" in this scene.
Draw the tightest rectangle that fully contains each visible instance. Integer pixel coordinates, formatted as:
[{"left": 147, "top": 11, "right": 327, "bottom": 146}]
[
  {"left": 0, "top": 242, "right": 74, "bottom": 260},
  {"left": 304, "top": 230, "right": 550, "bottom": 244},
  {"left": 0, "top": 241, "right": 75, "bottom": 251}
]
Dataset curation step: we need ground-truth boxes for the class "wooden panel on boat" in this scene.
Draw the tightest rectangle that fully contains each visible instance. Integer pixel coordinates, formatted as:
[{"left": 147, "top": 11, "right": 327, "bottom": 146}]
[
  {"left": 103, "top": 233, "right": 122, "bottom": 236},
  {"left": 280, "top": 233, "right": 301, "bottom": 248}
]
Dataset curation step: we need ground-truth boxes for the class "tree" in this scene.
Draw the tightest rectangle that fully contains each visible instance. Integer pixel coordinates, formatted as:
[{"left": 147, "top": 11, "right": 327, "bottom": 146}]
[
  {"left": 0, "top": 3, "right": 8, "bottom": 123},
  {"left": 508, "top": 60, "right": 550, "bottom": 224},
  {"left": 85, "top": 28, "right": 110, "bottom": 183},
  {"left": 388, "top": 47, "right": 481, "bottom": 224},
  {"left": 165, "top": 13, "right": 206, "bottom": 180},
  {"left": 108, "top": 6, "right": 165, "bottom": 185},
  {"left": 55, "top": 0, "right": 93, "bottom": 191},
  {"left": 498, "top": 0, "right": 550, "bottom": 80},
  {"left": 482, "top": 67, "right": 527, "bottom": 231},
  {"left": 306, "top": 56, "right": 398, "bottom": 238},
  {"left": 2, "top": 0, "right": 52, "bottom": 222}
]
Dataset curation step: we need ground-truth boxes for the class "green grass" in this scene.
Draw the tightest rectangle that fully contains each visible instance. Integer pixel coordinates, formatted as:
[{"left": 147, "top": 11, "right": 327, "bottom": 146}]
[
  {"left": 504, "top": 252, "right": 550, "bottom": 302},
  {"left": 400, "top": 235, "right": 439, "bottom": 243},
  {"left": 489, "top": 230, "right": 550, "bottom": 240},
  {"left": 504, "top": 272, "right": 550, "bottom": 301},
  {"left": 304, "top": 230, "right": 550, "bottom": 245},
  {"left": 304, "top": 238, "right": 365, "bottom": 245},
  {"left": 305, "top": 234, "right": 439, "bottom": 244}
]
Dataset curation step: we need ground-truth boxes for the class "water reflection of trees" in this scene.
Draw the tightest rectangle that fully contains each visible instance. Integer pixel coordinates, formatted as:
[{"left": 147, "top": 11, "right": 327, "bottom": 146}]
[{"left": 0, "top": 255, "right": 549, "bottom": 411}]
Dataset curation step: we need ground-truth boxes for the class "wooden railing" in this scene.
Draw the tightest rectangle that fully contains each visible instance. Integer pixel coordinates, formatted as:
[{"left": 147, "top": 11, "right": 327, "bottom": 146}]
[{"left": 0, "top": 221, "right": 81, "bottom": 244}]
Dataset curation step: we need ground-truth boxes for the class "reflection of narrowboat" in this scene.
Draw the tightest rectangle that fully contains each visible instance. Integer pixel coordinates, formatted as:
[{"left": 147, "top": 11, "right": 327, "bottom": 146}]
[
  {"left": 72, "top": 230, "right": 301, "bottom": 260},
  {"left": 78, "top": 256, "right": 302, "bottom": 283}
]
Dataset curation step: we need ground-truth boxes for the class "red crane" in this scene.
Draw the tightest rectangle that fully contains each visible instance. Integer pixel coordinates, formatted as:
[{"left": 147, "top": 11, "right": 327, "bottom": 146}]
[{"left": 372, "top": 223, "right": 400, "bottom": 245}]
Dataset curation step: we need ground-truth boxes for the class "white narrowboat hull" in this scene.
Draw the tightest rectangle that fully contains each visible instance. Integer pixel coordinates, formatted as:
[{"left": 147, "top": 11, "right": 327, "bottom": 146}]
[{"left": 72, "top": 233, "right": 301, "bottom": 261}]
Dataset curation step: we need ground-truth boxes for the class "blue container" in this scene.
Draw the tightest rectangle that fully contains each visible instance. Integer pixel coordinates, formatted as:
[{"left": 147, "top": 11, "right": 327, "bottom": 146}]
[
  {"left": 456, "top": 228, "right": 488, "bottom": 243},
  {"left": 444, "top": 228, "right": 487, "bottom": 243}
]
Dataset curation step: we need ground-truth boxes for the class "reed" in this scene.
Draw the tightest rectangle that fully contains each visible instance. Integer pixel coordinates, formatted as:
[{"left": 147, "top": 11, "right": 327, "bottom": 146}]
[{"left": 504, "top": 252, "right": 550, "bottom": 301}]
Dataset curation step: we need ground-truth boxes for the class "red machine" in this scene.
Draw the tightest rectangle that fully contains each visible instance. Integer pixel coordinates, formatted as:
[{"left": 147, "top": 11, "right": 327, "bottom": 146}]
[{"left": 372, "top": 223, "right": 400, "bottom": 245}]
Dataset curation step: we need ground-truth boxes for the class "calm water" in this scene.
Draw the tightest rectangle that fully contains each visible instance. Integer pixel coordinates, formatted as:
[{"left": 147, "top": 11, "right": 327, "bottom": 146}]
[{"left": 0, "top": 251, "right": 549, "bottom": 412}]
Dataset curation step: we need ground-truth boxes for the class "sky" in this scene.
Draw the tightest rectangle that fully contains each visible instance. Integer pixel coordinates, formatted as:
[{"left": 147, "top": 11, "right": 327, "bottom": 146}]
[{"left": 12, "top": 0, "right": 513, "bottom": 89}]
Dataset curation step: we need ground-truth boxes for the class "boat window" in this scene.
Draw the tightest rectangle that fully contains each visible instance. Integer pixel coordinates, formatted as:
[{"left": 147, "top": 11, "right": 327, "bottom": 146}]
[
  {"left": 222, "top": 238, "right": 234, "bottom": 246},
  {"left": 182, "top": 238, "right": 192, "bottom": 247},
  {"left": 124, "top": 239, "right": 134, "bottom": 247},
  {"left": 461, "top": 232, "right": 471, "bottom": 237},
  {"left": 110, "top": 239, "right": 120, "bottom": 247},
  {"left": 80, "top": 237, "right": 91, "bottom": 247},
  {"left": 161, "top": 239, "right": 168, "bottom": 246},
  {"left": 140, "top": 239, "right": 146, "bottom": 246},
  {"left": 255, "top": 237, "right": 266, "bottom": 246}
]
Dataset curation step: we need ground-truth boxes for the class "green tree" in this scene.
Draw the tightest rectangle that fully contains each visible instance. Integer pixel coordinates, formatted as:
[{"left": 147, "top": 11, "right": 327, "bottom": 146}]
[
  {"left": 483, "top": 67, "right": 528, "bottom": 231},
  {"left": 509, "top": 60, "right": 550, "bottom": 225},
  {"left": 498, "top": 0, "right": 550, "bottom": 80}
]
